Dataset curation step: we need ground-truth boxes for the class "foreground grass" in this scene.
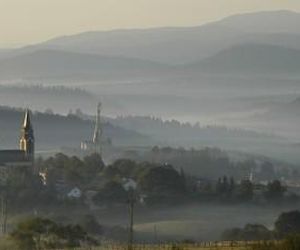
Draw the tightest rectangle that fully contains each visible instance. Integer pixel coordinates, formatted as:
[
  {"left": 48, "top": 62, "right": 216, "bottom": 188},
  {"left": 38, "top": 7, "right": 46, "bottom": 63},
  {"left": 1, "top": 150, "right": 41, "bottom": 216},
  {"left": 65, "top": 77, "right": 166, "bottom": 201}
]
[
  {"left": 0, "top": 237, "right": 278, "bottom": 250},
  {"left": 62, "top": 247, "right": 247, "bottom": 250},
  {"left": 57, "top": 242, "right": 260, "bottom": 250}
]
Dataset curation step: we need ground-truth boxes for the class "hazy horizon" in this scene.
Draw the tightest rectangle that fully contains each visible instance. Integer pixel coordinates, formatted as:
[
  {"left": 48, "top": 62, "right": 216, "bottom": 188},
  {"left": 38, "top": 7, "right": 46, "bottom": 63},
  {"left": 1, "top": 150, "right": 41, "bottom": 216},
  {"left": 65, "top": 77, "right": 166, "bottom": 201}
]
[
  {"left": 2, "top": 0, "right": 300, "bottom": 47},
  {"left": 2, "top": 2, "right": 300, "bottom": 246}
]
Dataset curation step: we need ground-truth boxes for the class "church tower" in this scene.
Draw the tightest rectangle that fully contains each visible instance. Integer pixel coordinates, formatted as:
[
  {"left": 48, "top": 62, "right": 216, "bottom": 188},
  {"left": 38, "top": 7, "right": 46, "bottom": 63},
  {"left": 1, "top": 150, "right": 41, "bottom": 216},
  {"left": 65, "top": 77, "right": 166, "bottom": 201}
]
[{"left": 20, "top": 109, "right": 35, "bottom": 161}]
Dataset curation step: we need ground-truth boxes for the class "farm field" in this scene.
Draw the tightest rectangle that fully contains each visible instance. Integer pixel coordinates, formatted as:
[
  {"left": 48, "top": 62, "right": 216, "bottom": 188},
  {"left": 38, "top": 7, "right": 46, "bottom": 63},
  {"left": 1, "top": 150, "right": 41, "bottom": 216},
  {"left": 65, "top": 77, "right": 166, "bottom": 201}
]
[
  {"left": 96, "top": 203, "right": 299, "bottom": 241},
  {"left": 87, "top": 247, "right": 247, "bottom": 250},
  {"left": 69, "top": 246, "right": 247, "bottom": 250},
  {"left": 65, "top": 242, "right": 267, "bottom": 250}
]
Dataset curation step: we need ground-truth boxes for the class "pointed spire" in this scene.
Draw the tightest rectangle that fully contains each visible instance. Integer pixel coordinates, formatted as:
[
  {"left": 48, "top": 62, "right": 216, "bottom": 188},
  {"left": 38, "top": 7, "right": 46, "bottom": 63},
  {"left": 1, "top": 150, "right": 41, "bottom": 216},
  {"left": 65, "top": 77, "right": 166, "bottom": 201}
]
[
  {"left": 20, "top": 108, "right": 35, "bottom": 160},
  {"left": 23, "top": 109, "right": 32, "bottom": 129}
]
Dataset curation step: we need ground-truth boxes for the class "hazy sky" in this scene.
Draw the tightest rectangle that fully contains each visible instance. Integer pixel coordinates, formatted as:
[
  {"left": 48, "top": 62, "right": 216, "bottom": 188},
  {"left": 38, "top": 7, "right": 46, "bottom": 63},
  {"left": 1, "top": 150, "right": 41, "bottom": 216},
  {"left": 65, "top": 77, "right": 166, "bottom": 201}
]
[{"left": 1, "top": 0, "right": 300, "bottom": 47}]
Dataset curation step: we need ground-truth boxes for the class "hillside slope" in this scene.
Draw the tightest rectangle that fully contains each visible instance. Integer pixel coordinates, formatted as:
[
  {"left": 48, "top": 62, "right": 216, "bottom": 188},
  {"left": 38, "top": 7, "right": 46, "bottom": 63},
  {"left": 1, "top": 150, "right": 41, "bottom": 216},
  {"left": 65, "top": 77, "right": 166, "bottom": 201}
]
[
  {"left": 0, "top": 107, "right": 150, "bottom": 151},
  {"left": 0, "top": 50, "right": 168, "bottom": 80},
  {"left": 186, "top": 44, "right": 300, "bottom": 75},
  {"left": 37, "top": 10, "right": 300, "bottom": 64}
]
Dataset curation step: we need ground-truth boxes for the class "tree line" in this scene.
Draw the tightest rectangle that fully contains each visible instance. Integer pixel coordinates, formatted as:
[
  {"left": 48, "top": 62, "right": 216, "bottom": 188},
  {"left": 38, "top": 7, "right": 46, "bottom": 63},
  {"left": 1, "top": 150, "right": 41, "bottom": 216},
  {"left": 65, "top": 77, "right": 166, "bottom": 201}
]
[{"left": 223, "top": 210, "right": 300, "bottom": 250}]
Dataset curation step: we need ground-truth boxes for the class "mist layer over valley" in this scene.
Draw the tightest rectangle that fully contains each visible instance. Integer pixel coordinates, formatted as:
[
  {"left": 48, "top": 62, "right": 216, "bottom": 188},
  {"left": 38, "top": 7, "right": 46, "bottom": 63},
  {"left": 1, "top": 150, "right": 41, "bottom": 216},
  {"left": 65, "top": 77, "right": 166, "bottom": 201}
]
[
  {"left": 2, "top": 10, "right": 300, "bottom": 245},
  {"left": 2, "top": 11, "right": 300, "bottom": 140}
]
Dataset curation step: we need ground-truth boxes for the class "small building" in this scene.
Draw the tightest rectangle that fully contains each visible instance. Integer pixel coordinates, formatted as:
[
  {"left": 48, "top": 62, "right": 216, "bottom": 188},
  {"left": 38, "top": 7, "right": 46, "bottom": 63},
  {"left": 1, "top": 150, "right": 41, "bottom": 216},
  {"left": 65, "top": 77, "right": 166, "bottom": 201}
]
[
  {"left": 54, "top": 181, "right": 83, "bottom": 200},
  {"left": 122, "top": 178, "right": 137, "bottom": 191},
  {"left": 67, "top": 187, "right": 82, "bottom": 199}
]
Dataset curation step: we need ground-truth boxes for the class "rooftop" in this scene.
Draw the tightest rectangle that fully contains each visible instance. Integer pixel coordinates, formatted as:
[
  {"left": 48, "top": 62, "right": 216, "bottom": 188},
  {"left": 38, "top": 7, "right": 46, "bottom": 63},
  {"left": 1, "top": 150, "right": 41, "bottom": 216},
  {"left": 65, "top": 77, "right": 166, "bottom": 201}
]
[{"left": 0, "top": 150, "right": 28, "bottom": 164}]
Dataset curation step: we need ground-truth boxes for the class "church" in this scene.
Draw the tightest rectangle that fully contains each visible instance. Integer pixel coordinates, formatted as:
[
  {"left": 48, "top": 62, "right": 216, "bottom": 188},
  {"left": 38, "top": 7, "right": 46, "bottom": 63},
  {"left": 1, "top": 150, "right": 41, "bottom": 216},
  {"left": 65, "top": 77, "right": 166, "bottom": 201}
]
[{"left": 0, "top": 109, "right": 35, "bottom": 173}]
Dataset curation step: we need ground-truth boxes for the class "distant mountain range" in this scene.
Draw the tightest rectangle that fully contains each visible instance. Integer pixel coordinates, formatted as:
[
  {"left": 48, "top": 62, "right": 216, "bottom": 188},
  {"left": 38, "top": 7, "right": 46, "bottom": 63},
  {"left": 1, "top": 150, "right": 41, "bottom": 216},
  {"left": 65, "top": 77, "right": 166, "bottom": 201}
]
[
  {"left": 1, "top": 10, "right": 300, "bottom": 80},
  {"left": 0, "top": 43, "right": 300, "bottom": 81},
  {"left": 37, "top": 10, "right": 300, "bottom": 64}
]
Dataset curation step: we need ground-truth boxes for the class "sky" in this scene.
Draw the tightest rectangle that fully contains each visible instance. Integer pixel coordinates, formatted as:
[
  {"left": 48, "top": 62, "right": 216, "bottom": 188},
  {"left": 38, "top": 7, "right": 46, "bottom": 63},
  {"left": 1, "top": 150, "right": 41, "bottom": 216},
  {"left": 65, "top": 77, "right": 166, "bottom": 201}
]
[{"left": 1, "top": 0, "right": 300, "bottom": 47}]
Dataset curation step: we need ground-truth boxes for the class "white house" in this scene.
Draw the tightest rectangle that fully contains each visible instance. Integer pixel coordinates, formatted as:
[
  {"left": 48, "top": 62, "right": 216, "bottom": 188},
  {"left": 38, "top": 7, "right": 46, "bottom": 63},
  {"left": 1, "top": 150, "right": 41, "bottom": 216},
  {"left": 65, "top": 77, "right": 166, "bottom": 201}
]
[
  {"left": 67, "top": 187, "right": 82, "bottom": 199},
  {"left": 122, "top": 178, "right": 137, "bottom": 191}
]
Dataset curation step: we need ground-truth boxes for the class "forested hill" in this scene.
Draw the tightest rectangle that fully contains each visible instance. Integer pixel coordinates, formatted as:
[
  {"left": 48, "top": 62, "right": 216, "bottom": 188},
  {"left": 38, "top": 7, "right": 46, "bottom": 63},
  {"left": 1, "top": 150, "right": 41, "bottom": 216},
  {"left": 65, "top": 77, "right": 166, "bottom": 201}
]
[
  {"left": 105, "top": 115, "right": 300, "bottom": 164},
  {"left": 0, "top": 106, "right": 151, "bottom": 151},
  {"left": 0, "top": 85, "right": 97, "bottom": 114},
  {"left": 0, "top": 107, "right": 297, "bottom": 164},
  {"left": 107, "top": 115, "right": 278, "bottom": 146}
]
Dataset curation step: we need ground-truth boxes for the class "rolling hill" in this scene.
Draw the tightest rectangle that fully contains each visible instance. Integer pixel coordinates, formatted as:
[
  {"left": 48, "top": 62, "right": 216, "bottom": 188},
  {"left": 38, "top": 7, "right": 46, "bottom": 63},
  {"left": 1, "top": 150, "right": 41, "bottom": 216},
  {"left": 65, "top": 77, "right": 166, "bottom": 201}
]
[
  {"left": 0, "top": 49, "right": 169, "bottom": 80},
  {"left": 1, "top": 43, "right": 300, "bottom": 81},
  {"left": 2, "top": 10, "right": 300, "bottom": 65},
  {"left": 0, "top": 10, "right": 300, "bottom": 81},
  {"left": 219, "top": 10, "right": 300, "bottom": 34},
  {"left": 186, "top": 43, "right": 300, "bottom": 75},
  {"left": 0, "top": 106, "right": 151, "bottom": 151},
  {"left": 33, "top": 10, "right": 300, "bottom": 64}
]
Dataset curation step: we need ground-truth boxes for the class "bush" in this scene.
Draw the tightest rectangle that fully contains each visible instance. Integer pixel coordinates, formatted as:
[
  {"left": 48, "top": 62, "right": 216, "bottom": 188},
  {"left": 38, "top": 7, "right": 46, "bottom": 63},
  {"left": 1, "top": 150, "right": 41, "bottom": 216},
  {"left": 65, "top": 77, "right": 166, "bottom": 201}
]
[
  {"left": 0, "top": 237, "right": 18, "bottom": 250},
  {"left": 10, "top": 217, "right": 97, "bottom": 250},
  {"left": 275, "top": 210, "right": 300, "bottom": 236},
  {"left": 93, "top": 181, "right": 128, "bottom": 205},
  {"left": 222, "top": 224, "right": 272, "bottom": 241},
  {"left": 138, "top": 165, "right": 186, "bottom": 195},
  {"left": 80, "top": 214, "right": 103, "bottom": 235},
  {"left": 281, "top": 234, "right": 300, "bottom": 250}
]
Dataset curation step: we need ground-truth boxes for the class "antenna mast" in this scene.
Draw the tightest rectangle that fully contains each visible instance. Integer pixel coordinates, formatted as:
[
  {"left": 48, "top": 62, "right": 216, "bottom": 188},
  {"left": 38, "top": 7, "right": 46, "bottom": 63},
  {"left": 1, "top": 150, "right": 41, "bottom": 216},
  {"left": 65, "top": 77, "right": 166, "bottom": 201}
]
[{"left": 92, "top": 102, "right": 102, "bottom": 155}]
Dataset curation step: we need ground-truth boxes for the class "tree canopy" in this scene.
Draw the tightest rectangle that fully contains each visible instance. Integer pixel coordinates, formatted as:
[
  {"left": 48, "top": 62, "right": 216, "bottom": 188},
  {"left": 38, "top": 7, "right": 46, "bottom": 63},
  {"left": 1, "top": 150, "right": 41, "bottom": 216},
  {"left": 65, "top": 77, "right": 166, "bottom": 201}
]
[{"left": 275, "top": 210, "right": 300, "bottom": 236}]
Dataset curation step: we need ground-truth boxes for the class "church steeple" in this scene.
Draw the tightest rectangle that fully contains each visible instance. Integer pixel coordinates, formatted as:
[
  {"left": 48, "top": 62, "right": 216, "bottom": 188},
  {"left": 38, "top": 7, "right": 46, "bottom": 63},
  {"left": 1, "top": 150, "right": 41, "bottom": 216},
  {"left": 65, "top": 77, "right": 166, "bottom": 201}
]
[
  {"left": 20, "top": 109, "right": 35, "bottom": 160},
  {"left": 92, "top": 102, "right": 102, "bottom": 155}
]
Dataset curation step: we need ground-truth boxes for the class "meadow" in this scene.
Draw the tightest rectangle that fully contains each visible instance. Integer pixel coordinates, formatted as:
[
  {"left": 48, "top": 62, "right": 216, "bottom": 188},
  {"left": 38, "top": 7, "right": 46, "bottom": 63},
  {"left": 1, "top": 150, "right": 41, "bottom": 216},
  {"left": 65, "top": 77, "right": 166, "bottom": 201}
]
[{"left": 54, "top": 242, "right": 268, "bottom": 250}]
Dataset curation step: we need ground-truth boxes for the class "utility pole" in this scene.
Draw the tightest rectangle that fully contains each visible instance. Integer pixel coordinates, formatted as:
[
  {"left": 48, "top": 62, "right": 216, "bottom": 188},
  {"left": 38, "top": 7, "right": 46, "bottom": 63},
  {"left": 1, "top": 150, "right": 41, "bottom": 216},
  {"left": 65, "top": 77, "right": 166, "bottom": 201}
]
[
  {"left": 1, "top": 191, "right": 7, "bottom": 235},
  {"left": 154, "top": 225, "right": 158, "bottom": 243},
  {"left": 128, "top": 189, "right": 135, "bottom": 250},
  {"left": 0, "top": 168, "right": 8, "bottom": 236}
]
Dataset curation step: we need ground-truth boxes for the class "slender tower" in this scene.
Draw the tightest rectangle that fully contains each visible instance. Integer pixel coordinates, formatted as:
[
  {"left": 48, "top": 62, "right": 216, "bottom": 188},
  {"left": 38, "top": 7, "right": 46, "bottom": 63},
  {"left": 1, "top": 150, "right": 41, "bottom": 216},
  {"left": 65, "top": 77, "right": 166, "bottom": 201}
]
[
  {"left": 92, "top": 102, "right": 102, "bottom": 155},
  {"left": 20, "top": 109, "right": 35, "bottom": 161}
]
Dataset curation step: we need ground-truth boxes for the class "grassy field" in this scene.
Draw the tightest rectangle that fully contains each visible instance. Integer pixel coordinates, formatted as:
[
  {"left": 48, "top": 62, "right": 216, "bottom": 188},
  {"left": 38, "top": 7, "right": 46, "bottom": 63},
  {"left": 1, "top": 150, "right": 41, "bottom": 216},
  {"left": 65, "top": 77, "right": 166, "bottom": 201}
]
[
  {"left": 69, "top": 246, "right": 248, "bottom": 250},
  {"left": 0, "top": 237, "right": 274, "bottom": 250},
  {"left": 86, "top": 247, "right": 248, "bottom": 250},
  {"left": 65, "top": 242, "right": 259, "bottom": 250}
]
